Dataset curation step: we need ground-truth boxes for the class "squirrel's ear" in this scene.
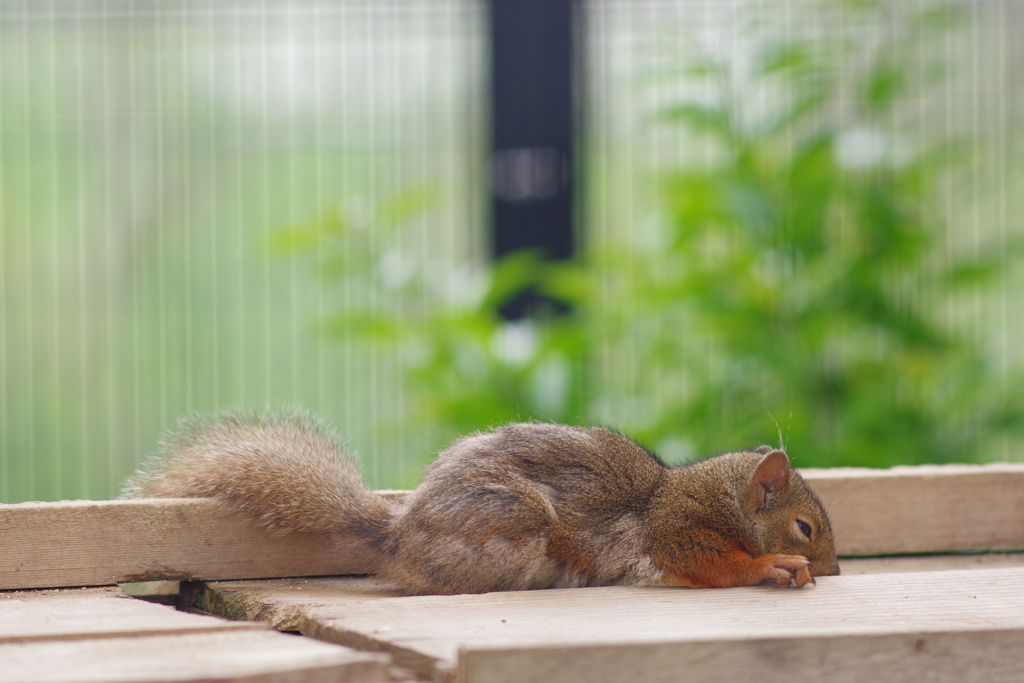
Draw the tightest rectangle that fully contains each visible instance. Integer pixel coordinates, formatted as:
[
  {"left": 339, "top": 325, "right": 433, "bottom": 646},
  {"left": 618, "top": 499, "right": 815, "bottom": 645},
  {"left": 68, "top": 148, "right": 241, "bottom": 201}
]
[
  {"left": 747, "top": 450, "right": 791, "bottom": 509},
  {"left": 753, "top": 445, "right": 775, "bottom": 455}
]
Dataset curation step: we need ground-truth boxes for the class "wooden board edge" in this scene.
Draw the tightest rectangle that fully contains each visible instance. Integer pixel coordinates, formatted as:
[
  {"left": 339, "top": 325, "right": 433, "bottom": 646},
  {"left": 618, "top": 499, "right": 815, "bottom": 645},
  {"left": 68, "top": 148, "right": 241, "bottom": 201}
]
[
  {"left": 0, "top": 628, "right": 393, "bottom": 683},
  {"left": 0, "top": 498, "right": 381, "bottom": 591},
  {"left": 455, "top": 627, "right": 1024, "bottom": 683},
  {"left": 0, "top": 621, "right": 269, "bottom": 646},
  {"left": 299, "top": 611, "right": 453, "bottom": 683},
  {"left": 804, "top": 467, "right": 1024, "bottom": 555}
]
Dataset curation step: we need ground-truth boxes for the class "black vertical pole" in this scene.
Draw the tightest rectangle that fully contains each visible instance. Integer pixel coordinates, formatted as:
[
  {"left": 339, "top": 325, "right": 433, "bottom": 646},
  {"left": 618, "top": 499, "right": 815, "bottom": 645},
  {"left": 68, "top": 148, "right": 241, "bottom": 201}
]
[{"left": 489, "top": 0, "right": 576, "bottom": 319}]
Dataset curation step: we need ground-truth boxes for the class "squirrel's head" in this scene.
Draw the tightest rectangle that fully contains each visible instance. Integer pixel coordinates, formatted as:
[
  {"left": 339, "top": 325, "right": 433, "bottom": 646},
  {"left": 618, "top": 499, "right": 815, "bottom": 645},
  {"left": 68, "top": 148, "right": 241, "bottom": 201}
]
[{"left": 742, "top": 447, "right": 840, "bottom": 578}]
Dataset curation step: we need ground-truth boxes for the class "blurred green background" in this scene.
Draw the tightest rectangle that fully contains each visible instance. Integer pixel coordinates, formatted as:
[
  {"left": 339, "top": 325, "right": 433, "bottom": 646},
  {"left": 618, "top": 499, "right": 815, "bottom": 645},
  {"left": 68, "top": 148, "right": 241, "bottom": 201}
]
[{"left": 1, "top": 0, "right": 1022, "bottom": 503}]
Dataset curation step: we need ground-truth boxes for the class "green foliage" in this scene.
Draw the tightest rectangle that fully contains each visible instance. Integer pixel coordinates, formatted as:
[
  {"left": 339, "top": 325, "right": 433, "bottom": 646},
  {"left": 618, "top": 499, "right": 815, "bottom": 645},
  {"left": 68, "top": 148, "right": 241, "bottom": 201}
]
[
  {"left": 271, "top": 192, "right": 593, "bottom": 449},
  {"left": 276, "top": 0, "right": 1023, "bottom": 468},
  {"left": 599, "top": 1, "right": 1024, "bottom": 466}
]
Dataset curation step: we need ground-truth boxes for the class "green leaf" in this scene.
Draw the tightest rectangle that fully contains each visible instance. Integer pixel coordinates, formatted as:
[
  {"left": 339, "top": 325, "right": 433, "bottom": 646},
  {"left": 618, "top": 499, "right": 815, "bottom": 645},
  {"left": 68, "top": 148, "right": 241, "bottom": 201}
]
[
  {"left": 481, "top": 250, "right": 545, "bottom": 312},
  {"left": 660, "top": 103, "right": 733, "bottom": 139},
  {"left": 266, "top": 206, "right": 346, "bottom": 254},
  {"left": 540, "top": 262, "right": 593, "bottom": 308},
  {"left": 863, "top": 62, "right": 904, "bottom": 114},
  {"left": 374, "top": 184, "right": 441, "bottom": 231},
  {"left": 758, "top": 42, "right": 814, "bottom": 77},
  {"left": 940, "top": 240, "right": 1024, "bottom": 287}
]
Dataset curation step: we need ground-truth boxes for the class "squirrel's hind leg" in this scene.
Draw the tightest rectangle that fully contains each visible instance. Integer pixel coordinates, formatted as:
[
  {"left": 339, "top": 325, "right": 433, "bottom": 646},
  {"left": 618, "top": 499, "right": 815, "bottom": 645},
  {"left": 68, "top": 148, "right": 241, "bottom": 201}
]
[
  {"left": 381, "top": 482, "right": 562, "bottom": 595},
  {"left": 382, "top": 529, "right": 560, "bottom": 595}
]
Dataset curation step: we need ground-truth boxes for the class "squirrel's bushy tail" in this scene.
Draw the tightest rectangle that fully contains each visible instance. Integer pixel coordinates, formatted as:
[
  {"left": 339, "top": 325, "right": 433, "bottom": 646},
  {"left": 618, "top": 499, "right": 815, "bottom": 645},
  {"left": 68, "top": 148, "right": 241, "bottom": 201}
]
[{"left": 122, "top": 408, "right": 395, "bottom": 549}]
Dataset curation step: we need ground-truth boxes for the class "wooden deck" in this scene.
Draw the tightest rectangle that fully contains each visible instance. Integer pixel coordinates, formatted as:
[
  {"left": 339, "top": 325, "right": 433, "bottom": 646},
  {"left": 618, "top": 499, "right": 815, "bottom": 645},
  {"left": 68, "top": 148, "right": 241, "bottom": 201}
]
[
  {"left": 2, "top": 463, "right": 1024, "bottom": 682},
  {"left": 192, "top": 563, "right": 1024, "bottom": 683},
  {"left": 0, "top": 587, "right": 388, "bottom": 683}
]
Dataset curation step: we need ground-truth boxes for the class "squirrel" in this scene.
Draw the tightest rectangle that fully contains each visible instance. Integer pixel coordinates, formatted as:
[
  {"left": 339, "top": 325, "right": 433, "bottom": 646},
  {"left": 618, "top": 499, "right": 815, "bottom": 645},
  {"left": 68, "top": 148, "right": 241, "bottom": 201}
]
[{"left": 123, "top": 409, "right": 840, "bottom": 595}]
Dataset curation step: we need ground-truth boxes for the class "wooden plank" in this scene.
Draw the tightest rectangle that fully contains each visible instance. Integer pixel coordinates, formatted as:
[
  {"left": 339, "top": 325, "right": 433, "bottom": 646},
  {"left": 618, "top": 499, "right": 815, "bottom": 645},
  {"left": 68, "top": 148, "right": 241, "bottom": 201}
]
[
  {"left": 299, "top": 569, "right": 1024, "bottom": 682},
  {"left": 0, "top": 587, "right": 265, "bottom": 644},
  {"left": 2, "top": 464, "right": 1022, "bottom": 590},
  {"left": 0, "top": 630, "right": 391, "bottom": 683},
  {"left": 197, "top": 568, "right": 1024, "bottom": 683},
  {"left": 0, "top": 586, "right": 391, "bottom": 682},
  {"left": 456, "top": 629, "right": 1024, "bottom": 683},
  {"left": 840, "top": 551, "right": 1024, "bottom": 575},
  {"left": 802, "top": 463, "right": 1024, "bottom": 555},
  {"left": 0, "top": 498, "right": 381, "bottom": 590},
  {"left": 307, "top": 569, "right": 1024, "bottom": 679}
]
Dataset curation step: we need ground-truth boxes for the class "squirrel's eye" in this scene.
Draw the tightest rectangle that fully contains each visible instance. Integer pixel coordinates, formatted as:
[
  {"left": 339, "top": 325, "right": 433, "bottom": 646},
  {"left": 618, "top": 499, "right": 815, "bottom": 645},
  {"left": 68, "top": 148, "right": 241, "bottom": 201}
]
[{"left": 796, "top": 519, "right": 813, "bottom": 540}]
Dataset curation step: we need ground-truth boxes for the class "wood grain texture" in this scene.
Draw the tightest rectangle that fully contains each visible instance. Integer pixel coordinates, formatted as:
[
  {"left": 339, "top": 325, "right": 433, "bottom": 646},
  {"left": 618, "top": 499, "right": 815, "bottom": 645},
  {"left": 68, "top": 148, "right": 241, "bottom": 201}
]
[
  {"left": 0, "top": 588, "right": 265, "bottom": 644},
  {"left": 802, "top": 463, "right": 1024, "bottom": 555},
  {"left": 198, "top": 568, "right": 1024, "bottom": 683},
  {"left": 0, "top": 498, "right": 380, "bottom": 590},
  {"left": 456, "top": 629, "right": 1024, "bottom": 683},
  {"left": 0, "top": 630, "right": 390, "bottom": 683},
  {"left": 0, "top": 587, "right": 391, "bottom": 683}
]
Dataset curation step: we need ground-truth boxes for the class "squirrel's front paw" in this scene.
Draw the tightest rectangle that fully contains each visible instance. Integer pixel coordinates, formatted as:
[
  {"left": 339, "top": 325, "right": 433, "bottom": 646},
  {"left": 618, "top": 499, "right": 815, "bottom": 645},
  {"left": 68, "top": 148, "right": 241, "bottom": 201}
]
[{"left": 763, "top": 554, "right": 814, "bottom": 588}]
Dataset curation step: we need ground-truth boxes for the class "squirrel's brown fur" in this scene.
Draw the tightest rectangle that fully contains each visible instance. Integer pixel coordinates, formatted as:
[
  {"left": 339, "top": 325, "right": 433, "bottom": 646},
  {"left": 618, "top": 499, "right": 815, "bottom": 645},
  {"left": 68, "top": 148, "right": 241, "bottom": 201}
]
[{"left": 124, "top": 409, "right": 839, "bottom": 595}]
